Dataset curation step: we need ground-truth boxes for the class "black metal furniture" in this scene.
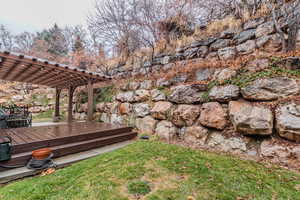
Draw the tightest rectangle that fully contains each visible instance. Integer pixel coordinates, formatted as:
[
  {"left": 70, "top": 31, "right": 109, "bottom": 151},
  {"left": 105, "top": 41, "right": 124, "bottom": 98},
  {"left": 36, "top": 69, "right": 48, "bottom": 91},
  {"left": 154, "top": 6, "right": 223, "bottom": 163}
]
[{"left": 0, "top": 105, "right": 32, "bottom": 129}]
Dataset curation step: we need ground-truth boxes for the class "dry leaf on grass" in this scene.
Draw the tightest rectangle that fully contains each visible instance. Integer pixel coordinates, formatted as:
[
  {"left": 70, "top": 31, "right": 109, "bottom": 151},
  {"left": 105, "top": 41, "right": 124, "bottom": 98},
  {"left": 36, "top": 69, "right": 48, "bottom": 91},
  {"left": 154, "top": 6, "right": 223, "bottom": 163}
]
[
  {"left": 41, "top": 168, "right": 56, "bottom": 176},
  {"left": 205, "top": 162, "right": 212, "bottom": 169},
  {"left": 187, "top": 196, "right": 195, "bottom": 200},
  {"left": 295, "top": 184, "right": 300, "bottom": 191}
]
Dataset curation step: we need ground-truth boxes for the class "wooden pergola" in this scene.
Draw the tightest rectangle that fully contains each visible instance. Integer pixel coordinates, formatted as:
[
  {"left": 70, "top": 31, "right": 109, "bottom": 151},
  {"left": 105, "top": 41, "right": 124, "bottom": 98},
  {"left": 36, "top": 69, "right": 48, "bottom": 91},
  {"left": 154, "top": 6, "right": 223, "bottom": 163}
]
[{"left": 0, "top": 50, "right": 111, "bottom": 122}]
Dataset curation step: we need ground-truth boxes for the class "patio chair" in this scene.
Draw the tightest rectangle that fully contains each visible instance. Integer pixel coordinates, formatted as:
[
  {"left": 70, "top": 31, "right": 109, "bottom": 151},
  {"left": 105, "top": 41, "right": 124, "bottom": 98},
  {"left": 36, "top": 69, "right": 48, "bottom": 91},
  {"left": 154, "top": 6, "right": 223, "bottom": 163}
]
[{"left": 0, "top": 105, "right": 32, "bottom": 129}]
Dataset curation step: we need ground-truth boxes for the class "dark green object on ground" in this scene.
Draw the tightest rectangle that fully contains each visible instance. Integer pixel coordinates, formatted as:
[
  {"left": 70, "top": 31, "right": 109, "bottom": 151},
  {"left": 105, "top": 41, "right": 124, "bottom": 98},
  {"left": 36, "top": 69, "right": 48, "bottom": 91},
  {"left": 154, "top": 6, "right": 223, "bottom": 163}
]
[{"left": 0, "top": 136, "right": 12, "bottom": 162}]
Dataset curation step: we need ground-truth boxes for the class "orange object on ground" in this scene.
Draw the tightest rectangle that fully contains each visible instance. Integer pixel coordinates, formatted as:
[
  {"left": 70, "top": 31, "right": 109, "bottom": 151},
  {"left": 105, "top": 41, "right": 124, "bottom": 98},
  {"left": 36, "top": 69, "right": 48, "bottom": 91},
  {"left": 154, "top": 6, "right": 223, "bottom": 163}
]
[{"left": 32, "top": 148, "right": 52, "bottom": 160}]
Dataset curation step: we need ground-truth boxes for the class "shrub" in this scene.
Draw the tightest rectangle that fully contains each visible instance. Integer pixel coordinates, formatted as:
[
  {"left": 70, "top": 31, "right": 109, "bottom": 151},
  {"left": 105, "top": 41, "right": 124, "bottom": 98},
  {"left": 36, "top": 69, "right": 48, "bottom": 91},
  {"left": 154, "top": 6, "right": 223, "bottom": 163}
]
[{"left": 206, "top": 16, "right": 242, "bottom": 36}]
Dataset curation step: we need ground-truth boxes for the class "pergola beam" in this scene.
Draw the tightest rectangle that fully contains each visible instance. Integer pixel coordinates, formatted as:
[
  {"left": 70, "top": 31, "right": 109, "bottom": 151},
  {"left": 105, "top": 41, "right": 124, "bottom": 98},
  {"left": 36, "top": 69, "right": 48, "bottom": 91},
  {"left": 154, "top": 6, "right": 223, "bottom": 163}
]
[
  {"left": 46, "top": 76, "right": 88, "bottom": 88},
  {"left": 87, "top": 79, "right": 94, "bottom": 121},
  {"left": 53, "top": 88, "right": 62, "bottom": 122},
  {"left": 20, "top": 67, "right": 43, "bottom": 82},
  {"left": 0, "top": 52, "right": 104, "bottom": 80},
  {"left": 40, "top": 71, "right": 87, "bottom": 86},
  {"left": 11, "top": 63, "right": 33, "bottom": 81},
  {"left": 0, "top": 51, "right": 111, "bottom": 89},
  {"left": 2, "top": 61, "right": 21, "bottom": 79},
  {"left": 68, "top": 86, "right": 76, "bottom": 123}
]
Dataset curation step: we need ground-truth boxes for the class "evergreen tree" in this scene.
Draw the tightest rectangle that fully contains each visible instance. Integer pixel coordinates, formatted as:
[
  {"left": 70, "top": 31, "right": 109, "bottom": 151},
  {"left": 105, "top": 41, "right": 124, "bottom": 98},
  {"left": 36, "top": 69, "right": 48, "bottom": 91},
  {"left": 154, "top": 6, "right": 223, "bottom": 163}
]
[
  {"left": 36, "top": 24, "right": 68, "bottom": 56},
  {"left": 73, "top": 35, "right": 84, "bottom": 52}
]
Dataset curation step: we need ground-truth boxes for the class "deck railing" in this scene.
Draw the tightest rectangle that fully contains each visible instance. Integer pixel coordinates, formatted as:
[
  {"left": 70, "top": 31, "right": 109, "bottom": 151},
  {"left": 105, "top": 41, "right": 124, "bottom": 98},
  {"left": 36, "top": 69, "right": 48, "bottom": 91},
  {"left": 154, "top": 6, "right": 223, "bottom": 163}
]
[{"left": 0, "top": 104, "right": 32, "bottom": 128}]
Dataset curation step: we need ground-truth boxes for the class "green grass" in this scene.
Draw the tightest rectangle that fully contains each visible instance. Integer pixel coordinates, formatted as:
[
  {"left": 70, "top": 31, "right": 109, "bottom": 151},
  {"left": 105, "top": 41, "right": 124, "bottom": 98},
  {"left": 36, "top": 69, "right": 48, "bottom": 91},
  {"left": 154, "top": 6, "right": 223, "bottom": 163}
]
[
  {"left": 127, "top": 180, "right": 151, "bottom": 195},
  {"left": 32, "top": 110, "right": 54, "bottom": 123},
  {"left": 32, "top": 110, "right": 66, "bottom": 123},
  {"left": 0, "top": 141, "right": 300, "bottom": 200}
]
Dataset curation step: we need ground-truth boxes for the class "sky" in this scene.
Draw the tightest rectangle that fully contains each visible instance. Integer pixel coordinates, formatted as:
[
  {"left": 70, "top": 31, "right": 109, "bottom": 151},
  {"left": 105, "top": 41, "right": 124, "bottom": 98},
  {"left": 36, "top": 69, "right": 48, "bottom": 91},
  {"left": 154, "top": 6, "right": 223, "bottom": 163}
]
[{"left": 0, "top": 0, "right": 95, "bottom": 34}]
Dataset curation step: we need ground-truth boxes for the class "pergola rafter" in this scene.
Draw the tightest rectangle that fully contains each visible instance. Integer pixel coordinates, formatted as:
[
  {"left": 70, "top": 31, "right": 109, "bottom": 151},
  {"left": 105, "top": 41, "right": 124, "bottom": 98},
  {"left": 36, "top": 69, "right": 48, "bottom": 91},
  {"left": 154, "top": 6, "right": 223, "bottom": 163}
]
[{"left": 0, "top": 50, "right": 111, "bottom": 123}]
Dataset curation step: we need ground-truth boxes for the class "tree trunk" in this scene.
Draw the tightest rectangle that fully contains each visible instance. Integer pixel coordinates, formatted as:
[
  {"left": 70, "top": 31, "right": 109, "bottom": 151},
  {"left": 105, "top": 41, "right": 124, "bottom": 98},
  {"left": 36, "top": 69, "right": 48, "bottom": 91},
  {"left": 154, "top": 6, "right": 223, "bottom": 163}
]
[{"left": 286, "top": 24, "right": 299, "bottom": 52}]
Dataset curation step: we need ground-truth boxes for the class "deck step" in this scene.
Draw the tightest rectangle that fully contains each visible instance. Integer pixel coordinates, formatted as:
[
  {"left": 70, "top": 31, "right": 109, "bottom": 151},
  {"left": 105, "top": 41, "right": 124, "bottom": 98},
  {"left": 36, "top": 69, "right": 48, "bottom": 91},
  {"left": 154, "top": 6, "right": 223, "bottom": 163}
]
[
  {"left": 0, "top": 132, "right": 137, "bottom": 171},
  {"left": 12, "top": 126, "right": 133, "bottom": 154}
]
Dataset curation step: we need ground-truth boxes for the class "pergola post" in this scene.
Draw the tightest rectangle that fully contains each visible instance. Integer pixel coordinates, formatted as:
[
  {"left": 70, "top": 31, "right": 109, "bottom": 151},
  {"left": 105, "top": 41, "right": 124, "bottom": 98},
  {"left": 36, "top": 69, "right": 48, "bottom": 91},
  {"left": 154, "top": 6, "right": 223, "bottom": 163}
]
[
  {"left": 53, "top": 88, "right": 61, "bottom": 122},
  {"left": 68, "top": 86, "right": 76, "bottom": 123},
  {"left": 87, "top": 79, "right": 94, "bottom": 122}
]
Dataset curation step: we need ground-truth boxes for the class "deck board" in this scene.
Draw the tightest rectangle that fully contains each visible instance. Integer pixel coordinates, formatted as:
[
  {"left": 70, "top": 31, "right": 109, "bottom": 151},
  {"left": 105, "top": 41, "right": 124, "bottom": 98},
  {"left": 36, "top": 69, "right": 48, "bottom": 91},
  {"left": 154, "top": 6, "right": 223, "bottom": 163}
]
[
  {"left": 0, "top": 122, "right": 131, "bottom": 146},
  {"left": 0, "top": 122, "right": 136, "bottom": 171}
]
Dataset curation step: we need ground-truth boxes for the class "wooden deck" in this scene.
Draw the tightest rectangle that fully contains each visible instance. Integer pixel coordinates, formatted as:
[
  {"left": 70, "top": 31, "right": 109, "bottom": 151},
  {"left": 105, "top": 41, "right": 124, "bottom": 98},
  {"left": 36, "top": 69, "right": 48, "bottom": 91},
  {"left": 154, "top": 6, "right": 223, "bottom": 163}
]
[{"left": 0, "top": 122, "right": 137, "bottom": 170}]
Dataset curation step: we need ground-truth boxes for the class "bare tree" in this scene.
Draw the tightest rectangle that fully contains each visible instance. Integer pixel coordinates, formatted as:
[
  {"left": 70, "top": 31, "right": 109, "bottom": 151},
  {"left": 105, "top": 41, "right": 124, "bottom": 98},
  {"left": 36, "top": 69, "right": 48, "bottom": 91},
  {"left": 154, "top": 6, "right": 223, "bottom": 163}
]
[
  {"left": 88, "top": 0, "right": 202, "bottom": 57},
  {"left": 233, "top": 0, "right": 266, "bottom": 18},
  {"left": 62, "top": 25, "right": 88, "bottom": 53},
  {"left": 269, "top": 0, "right": 300, "bottom": 52},
  {"left": 0, "top": 25, "right": 14, "bottom": 50},
  {"left": 14, "top": 32, "right": 36, "bottom": 54}
]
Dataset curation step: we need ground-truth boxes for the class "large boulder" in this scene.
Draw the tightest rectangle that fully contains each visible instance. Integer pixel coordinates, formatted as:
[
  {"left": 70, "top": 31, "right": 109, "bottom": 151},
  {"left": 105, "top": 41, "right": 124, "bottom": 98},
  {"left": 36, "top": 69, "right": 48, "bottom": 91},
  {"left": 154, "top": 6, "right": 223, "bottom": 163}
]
[
  {"left": 110, "top": 114, "right": 124, "bottom": 125},
  {"left": 210, "top": 39, "right": 231, "bottom": 51},
  {"left": 110, "top": 102, "right": 120, "bottom": 114},
  {"left": 255, "top": 21, "right": 275, "bottom": 38},
  {"left": 116, "top": 91, "right": 135, "bottom": 103},
  {"left": 74, "top": 112, "right": 87, "bottom": 121},
  {"left": 209, "top": 85, "right": 240, "bottom": 102},
  {"left": 236, "top": 40, "right": 256, "bottom": 55},
  {"left": 233, "top": 29, "right": 256, "bottom": 44},
  {"left": 184, "top": 46, "right": 208, "bottom": 59},
  {"left": 218, "top": 47, "right": 237, "bottom": 60},
  {"left": 260, "top": 139, "right": 289, "bottom": 162},
  {"left": 119, "top": 103, "right": 133, "bottom": 115},
  {"left": 199, "top": 102, "right": 228, "bottom": 130},
  {"left": 12, "top": 95, "right": 24, "bottom": 102},
  {"left": 128, "top": 81, "right": 140, "bottom": 90},
  {"left": 207, "top": 132, "right": 247, "bottom": 153},
  {"left": 156, "top": 78, "right": 172, "bottom": 87},
  {"left": 220, "top": 29, "right": 235, "bottom": 39},
  {"left": 133, "top": 103, "right": 150, "bottom": 117},
  {"left": 155, "top": 120, "right": 178, "bottom": 140},
  {"left": 190, "top": 37, "right": 216, "bottom": 47},
  {"left": 134, "top": 89, "right": 150, "bottom": 102},
  {"left": 140, "top": 80, "right": 153, "bottom": 90},
  {"left": 150, "top": 101, "right": 173, "bottom": 120},
  {"left": 229, "top": 101, "right": 273, "bottom": 135},
  {"left": 260, "top": 138, "right": 300, "bottom": 167},
  {"left": 243, "top": 18, "right": 265, "bottom": 30},
  {"left": 78, "top": 103, "right": 88, "bottom": 113},
  {"left": 245, "top": 59, "right": 269, "bottom": 72},
  {"left": 276, "top": 103, "right": 300, "bottom": 142},
  {"left": 256, "top": 35, "right": 272, "bottom": 48},
  {"left": 171, "top": 74, "right": 188, "bottom": 84},
  {"left": 259, "top": 34, "right": 282, "bottom": 52},
  {"left": 184, "top": 125, "right": 209, "bottom": 145},
  {"left": 197, "top": 46, "right": 209, "bottom": 58},
  {"left": 100, "top": 113, "right": 110, "bottom": 123},
  {"left": 136, "top": 116, "right": 158, "bottom": 134},
  {"left": 172, "top": 105, "right": 201, "bottom": 127},
  {"left": 96, "top": 102, "right": 106, "bottom": 112},
  {"left": 195, "top": 68, "right": 215, "bottom": 81},
  {"left": 212, "top": 68, "right": 237, "bottom": 81},
  {"left": 241, "top": 77, "right": 299, "bottom": 101},
  {"left": 168, "top": 84, "right": 206, "bottom": 104},
  {"left": 151, "top": 89, "right": 166, "bottom": 101}
]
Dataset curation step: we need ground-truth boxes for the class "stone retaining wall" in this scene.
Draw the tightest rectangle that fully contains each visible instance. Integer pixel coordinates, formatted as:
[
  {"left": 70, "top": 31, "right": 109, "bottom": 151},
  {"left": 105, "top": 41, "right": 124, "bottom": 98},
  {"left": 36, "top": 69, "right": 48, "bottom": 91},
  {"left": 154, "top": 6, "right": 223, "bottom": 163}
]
[
  {"left": 108, "top": 15, "right": 300, "bottom": 80},
  {"left": 74, "top": 57, "right": 300, "bottom": 169},
  {"left": 74, "top": 14, "right": 300, "bottom": 169}
]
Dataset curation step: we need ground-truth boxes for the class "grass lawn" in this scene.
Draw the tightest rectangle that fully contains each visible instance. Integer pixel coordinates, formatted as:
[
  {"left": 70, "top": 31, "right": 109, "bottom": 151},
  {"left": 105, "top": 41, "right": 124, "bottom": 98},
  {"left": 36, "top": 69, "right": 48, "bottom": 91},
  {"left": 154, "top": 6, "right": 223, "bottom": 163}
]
[
  {"left": 32, "top": 110, "right": 67, "bottom": 123},
  {"left": 0, "top": 141, "right": 300, "bottom": 200}
]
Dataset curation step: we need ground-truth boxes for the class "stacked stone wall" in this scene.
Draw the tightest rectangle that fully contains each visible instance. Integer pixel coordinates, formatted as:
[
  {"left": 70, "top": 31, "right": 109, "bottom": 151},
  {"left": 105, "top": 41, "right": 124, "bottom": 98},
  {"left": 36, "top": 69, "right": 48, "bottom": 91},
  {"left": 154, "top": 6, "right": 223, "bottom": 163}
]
[{"left": 73, "top": 15, "right": 300, "bottom": 169}]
